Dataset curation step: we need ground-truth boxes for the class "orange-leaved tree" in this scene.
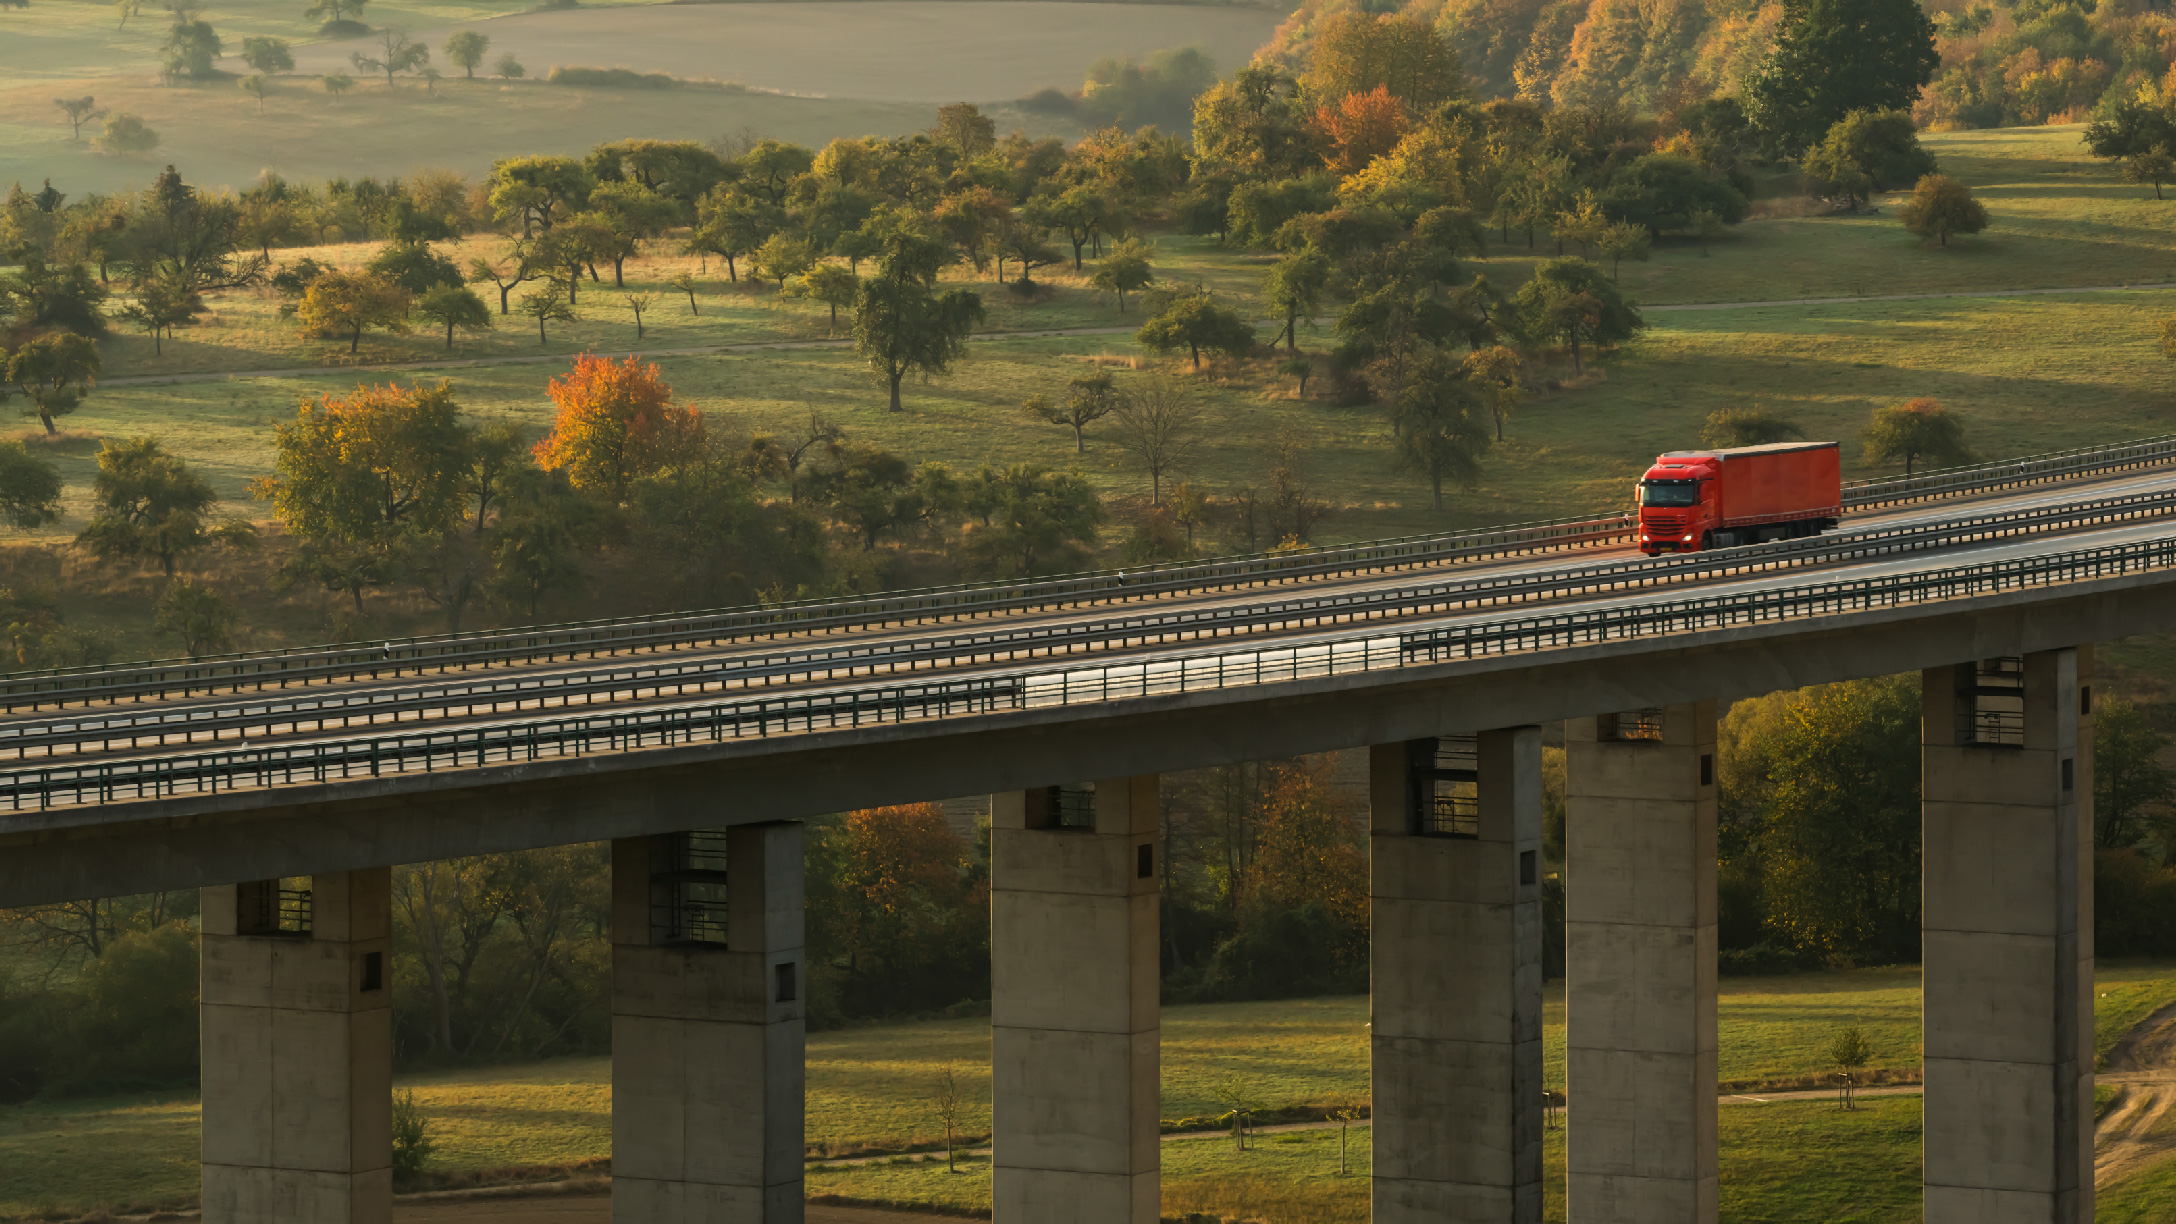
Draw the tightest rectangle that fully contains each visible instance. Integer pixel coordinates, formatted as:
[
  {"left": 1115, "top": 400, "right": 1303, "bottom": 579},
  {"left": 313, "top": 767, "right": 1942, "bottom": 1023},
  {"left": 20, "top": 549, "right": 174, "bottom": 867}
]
[
  {"left": 810, "top": 803, "right": 989, "bottom": 1019},
  {"left": 1245, "top": 755, "right": 1368, "bottom": 930},
  {"left": 531, "top": 353, "right": 706, "bottom": 501},
  {"left": 1312, "top": 85, "right": 1411, "bottom": 177}
]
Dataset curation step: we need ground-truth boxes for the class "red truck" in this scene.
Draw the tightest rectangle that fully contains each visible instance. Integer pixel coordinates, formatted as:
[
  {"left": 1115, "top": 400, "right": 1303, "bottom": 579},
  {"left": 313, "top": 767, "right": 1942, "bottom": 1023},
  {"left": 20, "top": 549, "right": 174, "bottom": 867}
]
[{"left": 1636, "top": 441, "right": 1842, "bottom": 556}]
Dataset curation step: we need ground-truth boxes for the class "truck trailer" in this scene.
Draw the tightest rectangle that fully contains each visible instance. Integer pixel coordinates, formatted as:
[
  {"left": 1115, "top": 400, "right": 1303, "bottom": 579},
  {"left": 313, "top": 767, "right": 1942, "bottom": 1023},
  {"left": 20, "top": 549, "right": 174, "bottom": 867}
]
[{"left": 1635, "top": 441, "right": 1842, "bottom": 556}]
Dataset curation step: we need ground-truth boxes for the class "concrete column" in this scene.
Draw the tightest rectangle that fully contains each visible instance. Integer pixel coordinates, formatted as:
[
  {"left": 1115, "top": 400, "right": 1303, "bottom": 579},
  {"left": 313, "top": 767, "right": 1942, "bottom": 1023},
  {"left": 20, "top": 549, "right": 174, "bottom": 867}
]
[
  {"left": 991, "top": 777, "right": 1160, "bottom": 1223},
  {"left": 612, "top": 823, "right": 805, "bottom": 1224},
  {"left": 1923, "top": 648, "right": 2093, "bottom": 1224},
  {"left": 200, "top": 869, "right": 393, "bottom": 1224},
  {"left": 1371, "top": 728, "right": 1545, "bottom": 1222},
  {"left": 1565, "top": 704, "right": 1718, "bottom": 1224}
]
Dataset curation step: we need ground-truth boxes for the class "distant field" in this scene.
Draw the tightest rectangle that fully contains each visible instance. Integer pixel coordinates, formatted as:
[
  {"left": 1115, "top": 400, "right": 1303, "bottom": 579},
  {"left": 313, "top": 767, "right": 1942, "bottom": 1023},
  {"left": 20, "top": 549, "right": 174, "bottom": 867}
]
[
  {"left": 4, "top": 966, "right": 2169, "bottom": 1216},
  {"left": 280, "top": 3, "right": 1285, "bottom": 103}
]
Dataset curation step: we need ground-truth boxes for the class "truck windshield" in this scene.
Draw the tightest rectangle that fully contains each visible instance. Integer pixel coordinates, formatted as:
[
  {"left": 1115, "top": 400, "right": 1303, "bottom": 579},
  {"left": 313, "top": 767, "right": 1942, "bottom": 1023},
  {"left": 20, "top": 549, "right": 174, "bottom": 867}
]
[{"left": 1639, "top": 480, "right": 1699, "bottom": 507}]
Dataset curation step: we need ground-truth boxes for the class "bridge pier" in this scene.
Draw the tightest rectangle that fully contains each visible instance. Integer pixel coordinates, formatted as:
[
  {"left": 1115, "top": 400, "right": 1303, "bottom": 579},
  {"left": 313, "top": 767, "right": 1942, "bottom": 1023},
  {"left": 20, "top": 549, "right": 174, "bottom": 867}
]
[
  {"left": 1922, "top": 648, "right": 2093, "bottom": 1223},
  {"left": 1370, "top": 727, "right": 1545, "bottom": 1222},
  {"left": 990, "top": 777, "right": 1161, "bottom": 1223},
  {"left": 1565, "top": 704, "right": 1719, "bottom": 1224},
  {"left": 199, "top": 869, "right": 393, "bottom": 1224},
  {"left": 611, "top": 823, "right": 805, "bottom": 1223}
]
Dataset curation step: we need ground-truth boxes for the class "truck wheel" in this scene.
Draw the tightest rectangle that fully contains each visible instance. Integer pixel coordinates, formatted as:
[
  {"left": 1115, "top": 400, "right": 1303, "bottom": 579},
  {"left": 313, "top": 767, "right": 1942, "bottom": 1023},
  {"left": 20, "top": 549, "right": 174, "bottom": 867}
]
[{"left": 1701, "top": 531, "right": 1714, "bottom": 551}]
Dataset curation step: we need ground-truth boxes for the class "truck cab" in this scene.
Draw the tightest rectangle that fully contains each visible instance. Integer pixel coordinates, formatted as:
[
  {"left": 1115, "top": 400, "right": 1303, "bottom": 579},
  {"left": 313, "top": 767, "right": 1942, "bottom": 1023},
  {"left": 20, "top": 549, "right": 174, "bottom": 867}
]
[{"left": 1636, "top": 457, "right": 1718, "bottom": 556}]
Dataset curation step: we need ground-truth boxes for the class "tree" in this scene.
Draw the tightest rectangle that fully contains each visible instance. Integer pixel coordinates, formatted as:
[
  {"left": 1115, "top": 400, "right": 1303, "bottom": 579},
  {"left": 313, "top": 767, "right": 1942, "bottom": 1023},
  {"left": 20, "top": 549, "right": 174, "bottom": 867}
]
[
  {"left": 752, "top": 233, "right": 814, "bottom": 293},
  {"left": 1025, "top": 186, "right": 1118, "bottom": 271},
  {"left": 666, "top": 271, "right": 702, "bottom": 315},
  {"left": 580, "top": 180, "right": 676, "bottom": 286},
  {"left": 1392, "top": 354, "right": 1491, "bottom": 511},
  {"left": 1464, "top": 346, "right": 1524, "bottom": 441},
  {"left": 1091, "top": 238, "right": 1155, "bottom": 313},
  {"left": 487, "top": 155, "right": 593, "bottom": 235},
  {"left": 1514, "top": 257, "right": 1643, "bottom": 373},
  {"left": 934, "top": 1064, "right": 965, "bottom": 1173},
  {"left": 1689, "top": 207, "right": 1726, "bottom": 256},
  {"left": 239, "top": 35, "right": 292, "bottom": 74},
  {"left": 1595, "top": 221, "right": 1650, "bottom": 279},
  {"left": 1601, "top": 155, "right": 1749, "bottom": 235},
  {"left": 0, "top": 441, "right": 62, "bottom": 530},
  {"left": 468, "top": 246, "right": 543, "bottom": 315},
  {"left": 119, "top": 279, "right": 195, "bottom": 355},
  {"left": 813, "top": 447, "right": 955, "bottom": 549},
  {"left": 494, "top": 53, "right": 523, "bottom": 80},
  {"left": 1703, "top": 406, "right": 1805, "bottom": 447},
  {"left": 96, "top": 113, "right": 158, "bottom": 156},
  {"left": 56, "top": 97, "right": 104, "bottom": 141},
  {"left": 1862, "top": 396, "right": 1968, "bottom": 475},
  {"left": 2088, "top": 99, "right": 2176, "bottom": 187},
  {"left": 1743, "top": 0, "right": 1939, "bottom": 154},
  {"left": 323, "top": 73, "right": 353, "bottom": 96},
  {"left": 353, "top": 28, "right": 428, "bottom": 88},
  {"left": 1828, "top": 1025, "right": 1873, "bottom": 1110},
  {"left": 161, "top": 6, "right": 222, "bottom": 81},
  {"left": 5, "top": 332, "right": 99, "bottom": 435},
  {"left": 690, "top": 189, "right": 779, "bottom": 281},
  {"left": 238, "top": 74, "right": 268, "bottom": 112},
  {"left": 621, "top": 291, "right": 654, "bottom": 340},
  {"left": 518, "top": 283, "right": 576, "bottom": 345},
  {"left": 367, "top": 241, "right": 462, "bottom": 296},
  {"left": 1025, "top": 373, "right": 1121, "bottom": 453},
  {"left": 1135, "top": 292, "right": 1257, "bottom": 370},
  {"left": 933, "top": 187, "right": 1011, "bottom": 281},
  {"left": 1897, "top": 174, "right": 1989, "bottom": 247},
  {"left": 254, "top": 381, "right": 473, "bottom": 567},
  {"left": 417, "top": 284, "right": 491, "bottom": 350},
  {"left": 303, "top": 0, "right": 368, "bottom": 26},
  {"left": 1301, "top": 11, "right": 1465, "bottom": 111},
  {"left": 1109, "top": 380, "right": 1202, "bottom": 503},
  {"left": 2124, "top": 152, "right": 2176, "bottom": 201},
  {"left": 152, "top": 579, "right": 238, "bottom": 655},
  {"left": 853, "top": 233, "right": 985, "bottom": 413},
  {"left": 932, "top": 103, "right": 996, "bottom": 159},
  {"left": 78, "top": 437, "right": 247, "bottom": 576},
  {"left": 2097, "top": 699, "right": 2174, "bottom": 851},
  {"left": 532, "top": 353, "right": 704, "bottom": 501},
  {"left": 1262, "top": 250, "right": 1328, "bottom": 352},
  {"left": 1, "top": 255, "right": 111, "bottom": 338},
  {"left": 443, "top": 30, "right": 488, "bottom": 79},
  {"left": 960, "top": 463, "right": 1103, "bottom": 576},
  {"left": 1809, "top": 110, "right": 1937, "bottom": 200},
  {"left": 297, "top": 271, "right": 411, "bottom": 353},
  {"left": 791, "top": 264, "right": 858, "bottom": 335}
]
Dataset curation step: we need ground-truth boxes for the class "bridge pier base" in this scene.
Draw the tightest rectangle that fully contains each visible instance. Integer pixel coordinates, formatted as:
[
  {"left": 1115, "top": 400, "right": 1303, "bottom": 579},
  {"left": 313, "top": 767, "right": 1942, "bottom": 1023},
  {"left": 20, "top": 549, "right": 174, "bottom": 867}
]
[
  {"left": 199, "top": 869, "right": 393, "bottom": 1224},
  {"left": 611, "top": 823, "right": 805, "bottom": 1224},
  {"left": 1922, "top": 648, "right": 2093, "bottom": 1224},
  {"left": 991, "top": 777, "right": 1161, "bottom": 1224},
  {"left": 1370, "top": 727, "right": 1545, "bottom": 1222},
  {"left": 1565, "top": 704, "right": 1718, "bottom": 1224}
]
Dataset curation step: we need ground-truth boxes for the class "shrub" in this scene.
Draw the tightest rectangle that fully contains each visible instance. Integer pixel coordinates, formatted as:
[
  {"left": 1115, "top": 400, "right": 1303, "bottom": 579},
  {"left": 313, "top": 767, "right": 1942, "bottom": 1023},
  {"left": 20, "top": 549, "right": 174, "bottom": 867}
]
[
  {"left": 1190, "top": 902, "right": 1366, "bottom": 1002},
  {"left": 1897, "top": 174, "right": 1990, "bottom": 247},
  {"left": 546, "top": 65, "right": 677, "bottom": 89},
  {"left": 391, "top": 1089, "right": 435, "bottom": 1185}
]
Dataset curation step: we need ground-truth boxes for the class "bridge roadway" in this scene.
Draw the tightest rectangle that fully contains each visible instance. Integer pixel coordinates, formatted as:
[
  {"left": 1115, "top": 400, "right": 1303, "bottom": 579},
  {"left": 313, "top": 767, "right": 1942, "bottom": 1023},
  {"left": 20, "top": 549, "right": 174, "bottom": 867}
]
[{"left": 3, "top": 449, "right": 2176, "bottom": 912}]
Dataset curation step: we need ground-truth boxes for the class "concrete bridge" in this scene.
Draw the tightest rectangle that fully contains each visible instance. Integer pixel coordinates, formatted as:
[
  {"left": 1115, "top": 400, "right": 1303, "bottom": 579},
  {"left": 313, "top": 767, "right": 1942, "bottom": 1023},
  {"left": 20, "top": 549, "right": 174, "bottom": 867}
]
[{"left": 5, "top": 436, "right": 2174, "bottom": 1224}]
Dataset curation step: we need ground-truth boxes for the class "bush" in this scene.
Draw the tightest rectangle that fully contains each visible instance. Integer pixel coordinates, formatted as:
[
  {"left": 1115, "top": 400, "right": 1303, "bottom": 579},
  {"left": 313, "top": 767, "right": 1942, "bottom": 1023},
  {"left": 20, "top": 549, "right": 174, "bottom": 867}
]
[
  {"left": 391, "top": 1089, "right": 435, "bottom": 1185},
  {"left": 547, "top": 65, "right": 677, "bottom": 89},
  {"left": 1188, "top": 902, "right": 1366, "bottom": 1002},
  {"left": 42, "top": 924, "right": 201, "bottom": 1098},
  {"left": 318, "top": 18, "right": 371, "bottom": 37}
]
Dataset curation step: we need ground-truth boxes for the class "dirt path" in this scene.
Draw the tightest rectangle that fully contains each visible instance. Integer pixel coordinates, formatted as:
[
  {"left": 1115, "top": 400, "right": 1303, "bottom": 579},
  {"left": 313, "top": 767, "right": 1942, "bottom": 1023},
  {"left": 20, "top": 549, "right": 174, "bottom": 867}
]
[
  {"left": 2096, "top": 998, "right": 2176, "bottom": 1187},
  {"left": 102, "top": 279, "right": 2176, "bottom": 390}
]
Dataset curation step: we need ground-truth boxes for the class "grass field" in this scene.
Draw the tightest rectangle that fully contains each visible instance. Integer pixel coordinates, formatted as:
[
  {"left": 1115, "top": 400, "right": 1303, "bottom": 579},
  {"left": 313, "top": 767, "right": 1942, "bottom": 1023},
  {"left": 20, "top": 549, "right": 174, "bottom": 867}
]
[{"left": 2, "top": 965, "right": 2168, "bottom": 1217}]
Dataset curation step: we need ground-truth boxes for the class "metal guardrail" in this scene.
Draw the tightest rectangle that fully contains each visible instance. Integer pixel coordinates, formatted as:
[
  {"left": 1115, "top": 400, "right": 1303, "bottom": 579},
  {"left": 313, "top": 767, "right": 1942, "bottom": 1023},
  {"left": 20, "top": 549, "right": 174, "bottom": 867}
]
[
  {"left": 16, "top": 482, "right": 2176, "bottom": 758},
  {"left": 6, "top": 529, "right": 2173, "bottom": 813},
  {"left": 1841, "top": 434, "right": 2176, "bottom": 508},
  {"left": 3, "top": 432, "right": 2173, "bottom": 711}
]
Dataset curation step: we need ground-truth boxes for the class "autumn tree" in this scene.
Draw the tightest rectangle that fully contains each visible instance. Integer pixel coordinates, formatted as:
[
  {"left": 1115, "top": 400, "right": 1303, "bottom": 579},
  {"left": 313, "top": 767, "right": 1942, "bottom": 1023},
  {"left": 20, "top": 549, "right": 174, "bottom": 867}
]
[
  {"left": 1312, "top": 85, "right": 1410, "bottom": 176},
  {"left": 1301, "top": 12, "right": 1465, "bottom": 111},
  {"left": 803, "top": 804, "right": 988, "bottom": 1018},
  {"left": 297, "top": 271, "right": 411, "bottom": 353},
  {"left": 1862, "top": 396, "right": 1969, "bottom": 475},
  {"left": 931, "top": 102, "right": 996, "bottom": 158},
  {"left": 78, "top": 437, "right": 252, "bottom": 576},
  {"left": 531, "top": 354, "right": 705, "bottom": 501},
  {"left": 1897, "top": 174, "right": 1990, "bottom": 247}
]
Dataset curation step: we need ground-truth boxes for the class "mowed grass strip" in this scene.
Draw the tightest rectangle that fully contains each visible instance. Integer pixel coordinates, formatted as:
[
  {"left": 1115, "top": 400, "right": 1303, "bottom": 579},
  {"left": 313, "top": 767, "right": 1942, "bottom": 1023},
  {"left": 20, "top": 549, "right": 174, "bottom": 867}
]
[{"left": 5, "top": 966, "right": 2170, "bottom": 1216}]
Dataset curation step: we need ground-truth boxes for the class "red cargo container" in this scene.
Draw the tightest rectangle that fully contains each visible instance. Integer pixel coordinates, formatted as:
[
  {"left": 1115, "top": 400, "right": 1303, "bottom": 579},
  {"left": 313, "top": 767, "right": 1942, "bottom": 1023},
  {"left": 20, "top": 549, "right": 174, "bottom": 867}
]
[{"left": 1635, "top": 441, "right": 1841, "bottom": 556}]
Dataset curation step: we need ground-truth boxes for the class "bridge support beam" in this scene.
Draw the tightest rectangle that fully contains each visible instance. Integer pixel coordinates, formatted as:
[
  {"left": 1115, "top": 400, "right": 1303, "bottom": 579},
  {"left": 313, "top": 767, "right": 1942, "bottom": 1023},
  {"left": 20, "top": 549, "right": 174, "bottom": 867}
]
[
  {"left": 200, "top": 869, "right": 393, "bottom": 1224},
  {"left": 1371, "top": 727, "right": 1545, "bottom": 1222},
  {"left": 611, "top": 823, "right": 805, "bottom": 1224},
  {"left": 1565, "top": 704, "right": 1718, "bottom": 1224},
  {"left": 1923, "top": 648, "right": 2093, "bottom": 1224},
  {"left": 991, "top": 777, "right": 1161, "bottom": 1223}
]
